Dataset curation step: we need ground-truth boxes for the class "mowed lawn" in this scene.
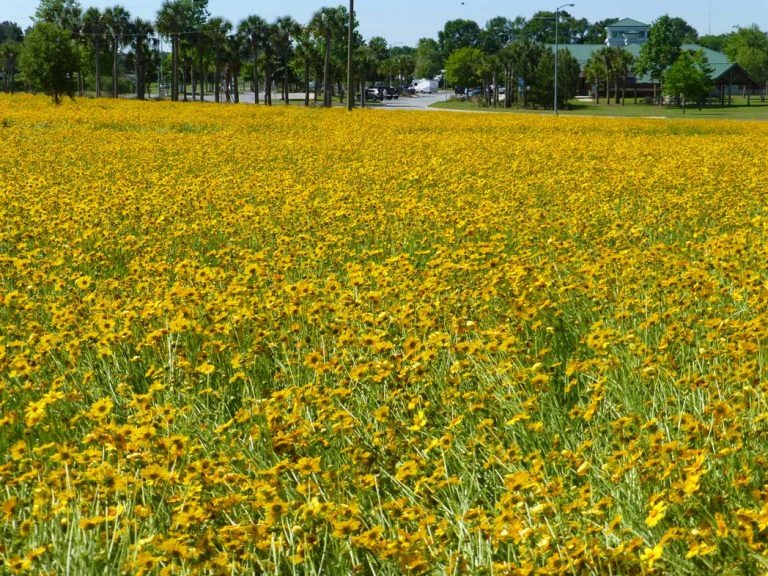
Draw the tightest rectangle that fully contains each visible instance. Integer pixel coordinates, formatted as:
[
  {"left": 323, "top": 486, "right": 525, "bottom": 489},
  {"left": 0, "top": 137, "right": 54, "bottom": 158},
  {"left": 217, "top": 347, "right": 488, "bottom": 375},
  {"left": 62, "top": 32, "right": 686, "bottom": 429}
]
[
  {"left": 432, "top": 95, "right": 768, "bottom": 120},
  {"left": 2, "top": 94, "right": 768, "bottom": 575}
]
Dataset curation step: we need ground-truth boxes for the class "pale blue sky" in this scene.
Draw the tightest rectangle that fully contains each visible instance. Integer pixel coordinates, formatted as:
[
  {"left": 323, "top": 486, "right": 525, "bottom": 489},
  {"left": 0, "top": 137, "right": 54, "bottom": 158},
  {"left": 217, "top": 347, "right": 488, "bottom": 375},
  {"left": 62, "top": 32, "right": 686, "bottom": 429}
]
[{"left": 2, "top": 0, "right": 766, "bottom": 42}]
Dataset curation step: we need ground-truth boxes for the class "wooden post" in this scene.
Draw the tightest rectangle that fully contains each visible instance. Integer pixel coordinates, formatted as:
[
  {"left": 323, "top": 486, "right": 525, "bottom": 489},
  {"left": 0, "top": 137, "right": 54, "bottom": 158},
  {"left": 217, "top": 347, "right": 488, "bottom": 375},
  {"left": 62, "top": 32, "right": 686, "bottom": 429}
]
[{"left": 346, "top": 0, "right": 354, "bottom": 111}]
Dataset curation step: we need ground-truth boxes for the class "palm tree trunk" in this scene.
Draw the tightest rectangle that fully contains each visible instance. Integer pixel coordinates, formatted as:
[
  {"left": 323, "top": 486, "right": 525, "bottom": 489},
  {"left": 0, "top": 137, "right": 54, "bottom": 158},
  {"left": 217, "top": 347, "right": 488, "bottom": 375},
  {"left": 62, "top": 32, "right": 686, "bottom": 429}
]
[
  {"left": 136, "top": 43, "right": 144, "bottom": 100},
  {"left": 195, "top": 45, "right": 202, "bottom": 102},
  {"left": 323, "top": 29, "right": 332, "bottom": 107},
  {"left": 253, "top": 48, "right": 260, "bottom": 104},
  {"left": 304, "top": 58, "right": 310, "bottom": 106},
  {"left": 505, "top": 66, "right": 512, "bottom": 108},
  {"left": 112, "top": 43, "right": 118, "bottom": 98},
  {"left": 234, "top": 72, "right": 240, "bottom": 103},
  {"left": 265, "top": 57, "right": 272, "bottom": 105},
  {"left": 214, "top": 63, "right": 220, "bottom": 103},
  {"left": 172, "top": 34, "right": 179, "bottom": 101}
]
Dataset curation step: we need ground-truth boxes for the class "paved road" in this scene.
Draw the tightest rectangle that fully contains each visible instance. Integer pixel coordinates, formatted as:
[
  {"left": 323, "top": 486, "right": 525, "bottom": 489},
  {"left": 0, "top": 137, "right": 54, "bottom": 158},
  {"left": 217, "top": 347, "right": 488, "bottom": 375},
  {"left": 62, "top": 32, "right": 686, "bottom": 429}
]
[
  {"left": 371, "top": 91, "right": 448, "bottom": 110},
  {"left": 200, "top": 90, "right": 448, "bottom": 110}
]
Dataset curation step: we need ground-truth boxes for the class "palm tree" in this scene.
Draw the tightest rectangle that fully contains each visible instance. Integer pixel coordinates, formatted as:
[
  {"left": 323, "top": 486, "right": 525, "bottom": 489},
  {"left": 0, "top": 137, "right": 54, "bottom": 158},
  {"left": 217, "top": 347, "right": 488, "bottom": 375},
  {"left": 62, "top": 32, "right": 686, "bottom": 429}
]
[
  {"left": 310, "top": 6, "right": 346, "bottom": 107},
  {"left": 224, "top": 31, "right": 245, "bottom": 103},
  {"left": 156, "top": 0, "right": 186, "bottom": 100},
  {"left": 0, "top": 42, "right": 20, "bottom": 93},
  {"left": 238, "top": 15, "right": 267, "bottom": 104},
  {"left": 104, "top": 5, "right": 131, "bottom": 98},
  {"left": 186, "top": 26, "right": 207, "bottom": 101},
  {"left": 273, "top": 16, "right": 300, "bottom": 105},
  {"left": 615, "top": 50, "right": 634, "bottom": 105},
  {"left": 589, "top": 47, "right": 634, "bottom": 105},
  {"left": 82, "top": 8, "right": 105, "bottom": 97},
  {"left": 263, "top": 22, "right": 279, "bottom": 105},
  {"left": 508, "top": 39, "right": 544, "bottom": 108},
  {"left": 132, "top": 18, "right": 154, "bottom": 99},
  {"left": 205, "top": 17, "right": 231, "bottom": 103},
  {"left": 294, "top": 27, "right": 319, "bottom": 106},
  {"left": 355, "top": 43, "right": 378, "bottom": 106},
  {"left": 584, "top": 56, "right": 605, "bottom": 104}
]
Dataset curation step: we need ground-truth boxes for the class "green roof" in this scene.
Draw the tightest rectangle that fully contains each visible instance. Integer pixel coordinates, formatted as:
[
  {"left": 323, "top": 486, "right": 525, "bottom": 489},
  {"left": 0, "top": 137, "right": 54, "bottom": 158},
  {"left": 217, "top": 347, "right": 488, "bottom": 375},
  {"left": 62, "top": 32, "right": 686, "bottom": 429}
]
[
  {"left": 607, "top": 18, "right": 649, "bottom": 28},
  {"left": 549, "top": 43, "right": 752, "bottom": 84}
]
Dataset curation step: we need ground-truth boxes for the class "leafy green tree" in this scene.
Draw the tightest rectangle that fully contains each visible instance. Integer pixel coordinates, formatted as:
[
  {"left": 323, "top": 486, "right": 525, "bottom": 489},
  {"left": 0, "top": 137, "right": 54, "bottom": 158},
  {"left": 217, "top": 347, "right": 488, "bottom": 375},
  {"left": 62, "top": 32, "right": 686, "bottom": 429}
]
[
  {"left": 19, "top": 22, "right": 79, "bottom": 103},
  {"left": 530, "top": 47, "right": 579, "bottom": 108},
  {"left": 522, "top": 10, "right": 575, "bottom": 44},
  {"left": 438, "top": 19, "right": 480, "bottom": 60},
  {"left": 104, "top": 5, "right": 131, "bottom": 97},
  {"left": 667, "top": 17, "right": 699, "bottom": 44},
  {"left": 33, "top": 0, "right": 82, "bottom": 33},
  {"left": 663, "top": 49, "right": 713, "bottom": 112},
  {"left": 698, "top": 33, "right": 731, "bottom": 52},
  {"left": 414, "top": 37, "right": 441, "bottom": 79},
  {"left": 0, "top": 21, "right": 24, "bottom": 44},
  {"left": 482, "top": 16, "right": 515, "bottom": 53},
  {"left": 581, "top": 18, "right": 618, "bottom": 44},
  {"left": 445, "top": 46, "right": 483, "bottom": 89},
  {"left": 726, "top": 25, "right": 768, "bottom": 100},
  {"left": 635, "top": 15, "right": 685, "bottom": 103}
]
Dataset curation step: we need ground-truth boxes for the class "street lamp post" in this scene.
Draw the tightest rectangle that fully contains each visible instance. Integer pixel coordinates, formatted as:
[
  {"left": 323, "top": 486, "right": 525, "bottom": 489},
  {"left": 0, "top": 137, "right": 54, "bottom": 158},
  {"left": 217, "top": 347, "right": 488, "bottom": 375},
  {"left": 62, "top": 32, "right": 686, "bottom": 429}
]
[
  {"left": 347, "top": 0, "right": 354, "bottom": 110},
  {"left": 554, "top": 3, "right": 574, "bottom": 115}
]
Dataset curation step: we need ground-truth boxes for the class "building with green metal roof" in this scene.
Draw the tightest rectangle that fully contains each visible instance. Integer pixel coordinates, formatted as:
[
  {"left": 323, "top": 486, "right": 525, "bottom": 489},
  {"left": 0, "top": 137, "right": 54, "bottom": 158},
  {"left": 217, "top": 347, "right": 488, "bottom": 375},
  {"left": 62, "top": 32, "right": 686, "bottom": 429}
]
[
  {"left": 548, "top": 18, "right": 757, "bottom": 103},
  {"left": 605, "top": 19, "right": 650, "bottom": 47}
]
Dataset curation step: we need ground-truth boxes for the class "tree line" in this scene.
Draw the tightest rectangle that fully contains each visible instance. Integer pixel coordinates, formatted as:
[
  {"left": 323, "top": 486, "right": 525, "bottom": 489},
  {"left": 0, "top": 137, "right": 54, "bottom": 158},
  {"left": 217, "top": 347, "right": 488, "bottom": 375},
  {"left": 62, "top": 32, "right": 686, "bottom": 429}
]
[{"left": 2, "top": 1, "right": 767, "bottom": 107}]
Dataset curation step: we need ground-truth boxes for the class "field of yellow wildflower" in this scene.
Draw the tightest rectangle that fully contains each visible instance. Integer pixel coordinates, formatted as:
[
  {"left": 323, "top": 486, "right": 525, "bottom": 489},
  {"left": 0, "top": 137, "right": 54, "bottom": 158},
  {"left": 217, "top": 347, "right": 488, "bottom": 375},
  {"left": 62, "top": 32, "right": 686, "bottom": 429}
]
[{"left": 1, "top": 94, "right": 768, "bottom": 575}]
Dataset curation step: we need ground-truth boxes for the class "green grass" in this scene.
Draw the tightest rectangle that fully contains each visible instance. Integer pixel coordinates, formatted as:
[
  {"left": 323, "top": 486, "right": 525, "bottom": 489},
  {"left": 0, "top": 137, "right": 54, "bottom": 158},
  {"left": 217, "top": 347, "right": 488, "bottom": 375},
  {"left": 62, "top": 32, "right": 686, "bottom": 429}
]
[{"left": 431, "top": 96, "right": 768, "bottom": 120}]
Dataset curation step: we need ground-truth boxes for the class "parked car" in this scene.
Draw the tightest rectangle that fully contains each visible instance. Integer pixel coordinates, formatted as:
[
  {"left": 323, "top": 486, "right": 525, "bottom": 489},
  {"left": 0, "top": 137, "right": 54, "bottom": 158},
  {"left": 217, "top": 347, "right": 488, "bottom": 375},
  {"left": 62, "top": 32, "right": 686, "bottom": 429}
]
[
  {"left": 366, "top": 87, "right": 382, "bottom": 101},
  {"left": 366, "top": 86, "right": 400, "bottom": 101}
]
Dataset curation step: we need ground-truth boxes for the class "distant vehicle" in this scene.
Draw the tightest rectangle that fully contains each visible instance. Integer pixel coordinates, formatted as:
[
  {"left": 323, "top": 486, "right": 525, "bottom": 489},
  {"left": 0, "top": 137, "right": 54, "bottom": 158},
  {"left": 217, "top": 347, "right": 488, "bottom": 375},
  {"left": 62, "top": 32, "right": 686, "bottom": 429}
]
[
  {"left": 386, "top": 86, "right": 400, "bottom": 100},
  {"left": 411, "top": 78, "right": 439, "bottom": 94},
  {"left": 366, "top": 87, "right": 382, "bottom": 101},
  {"left": 366, "top": 85, "right": 400, "bottom": 101}
]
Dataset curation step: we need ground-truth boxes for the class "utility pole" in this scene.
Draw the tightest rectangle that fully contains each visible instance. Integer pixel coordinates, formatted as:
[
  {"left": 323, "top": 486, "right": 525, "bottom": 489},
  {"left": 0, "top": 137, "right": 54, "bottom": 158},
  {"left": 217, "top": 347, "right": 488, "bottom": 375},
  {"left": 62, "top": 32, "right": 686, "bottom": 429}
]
[
  {"left": 554, "top": 3, "right": 575, "bottom": 115},
  {"left": 347, "top": 0, "right": 354, "bottom": 110}
]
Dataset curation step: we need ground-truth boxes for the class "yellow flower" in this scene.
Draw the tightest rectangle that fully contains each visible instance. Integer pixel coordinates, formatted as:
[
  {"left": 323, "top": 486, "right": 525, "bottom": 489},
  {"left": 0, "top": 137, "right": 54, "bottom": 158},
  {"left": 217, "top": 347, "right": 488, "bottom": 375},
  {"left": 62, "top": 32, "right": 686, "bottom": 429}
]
[
  {"left": 196, "top": 362, "right": 215, "bottom": 376},
  {"left": 640, "top": 543, "right": 664, "bottom": 570},
  {"left": 645, "top": 500, "right": 668, "bottom": 528},
  {"left": 87, "top": 397, "right": 114, "bottom": 421}
]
